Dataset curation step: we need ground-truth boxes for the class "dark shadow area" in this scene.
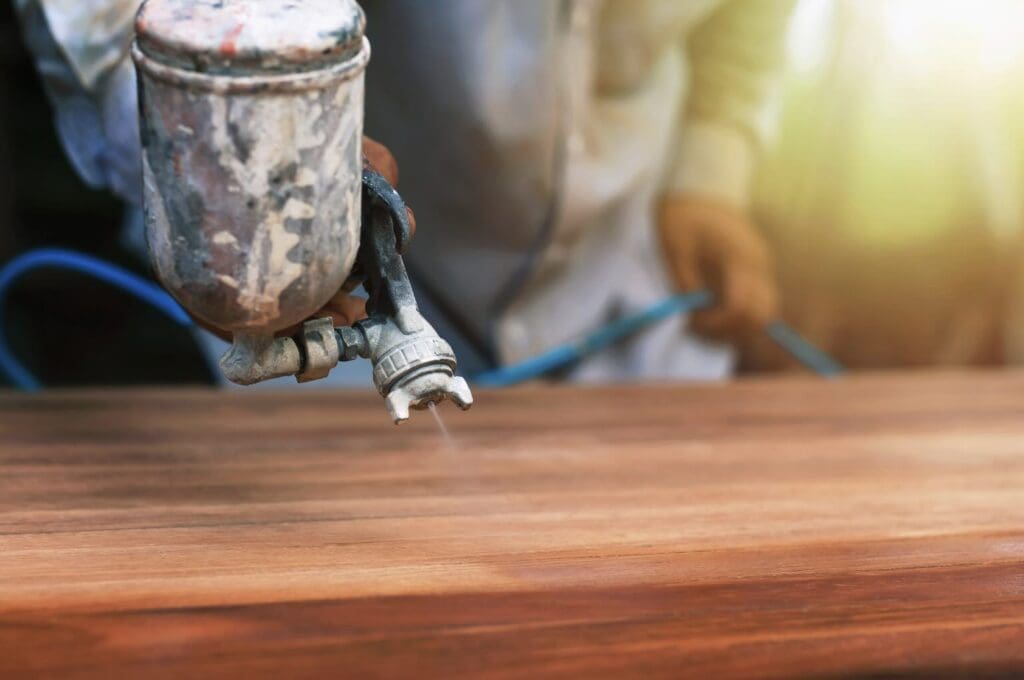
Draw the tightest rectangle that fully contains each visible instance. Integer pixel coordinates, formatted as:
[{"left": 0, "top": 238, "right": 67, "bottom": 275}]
[{"left": 0, "top": 3, "right": 213, "bottom": 387}]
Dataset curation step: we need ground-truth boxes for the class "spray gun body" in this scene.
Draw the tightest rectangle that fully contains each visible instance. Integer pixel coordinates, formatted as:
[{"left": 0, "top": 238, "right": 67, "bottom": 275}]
[{"left": 132, "top": 0, "right": 472, "bottom": 422}]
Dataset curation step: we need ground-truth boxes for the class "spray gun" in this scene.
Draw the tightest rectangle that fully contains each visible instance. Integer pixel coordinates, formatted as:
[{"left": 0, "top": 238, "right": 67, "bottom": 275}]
[{"left": 131, "top": 0, "right": 472, "bottom": 423}]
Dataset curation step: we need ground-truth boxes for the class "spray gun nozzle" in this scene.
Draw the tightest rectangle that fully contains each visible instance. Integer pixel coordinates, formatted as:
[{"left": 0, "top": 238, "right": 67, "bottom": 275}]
[
  {"left": 386, "top": 371, "right": 474, "bottom": 424},
  {"left": 334, "top": 309, "right": 474, "bottom": 424}
]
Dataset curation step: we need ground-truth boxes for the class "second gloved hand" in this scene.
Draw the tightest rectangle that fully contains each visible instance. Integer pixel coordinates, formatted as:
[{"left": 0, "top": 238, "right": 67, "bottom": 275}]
[{"left": 657, "top": 193, "right": 779, "bottom": 342}]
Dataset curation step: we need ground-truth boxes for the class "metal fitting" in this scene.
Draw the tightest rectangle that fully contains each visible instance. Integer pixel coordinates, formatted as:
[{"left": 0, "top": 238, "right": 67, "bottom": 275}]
[
  {"left": 335, "top": 325, "right": 369, "bottom": 361},
  {"left": 296, "top": 317, "right": 341, "bottom": 383},
  {"left": 219, "top": 333, "right": 302, "bottom": 385}
]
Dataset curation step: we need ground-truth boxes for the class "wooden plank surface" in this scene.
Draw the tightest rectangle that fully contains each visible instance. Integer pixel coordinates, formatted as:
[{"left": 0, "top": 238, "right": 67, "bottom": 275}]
[{"left": 1, "top": 371, "right": 1023, "bottom": 678}]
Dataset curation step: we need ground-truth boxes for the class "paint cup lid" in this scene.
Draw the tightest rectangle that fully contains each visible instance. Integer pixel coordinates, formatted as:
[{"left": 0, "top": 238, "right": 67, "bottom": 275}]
[{"left": 135, "top": 0, "right": 366, "bottom": 76}]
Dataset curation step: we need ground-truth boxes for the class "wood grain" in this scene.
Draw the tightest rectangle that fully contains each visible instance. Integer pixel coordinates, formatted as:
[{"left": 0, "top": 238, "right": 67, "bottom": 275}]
[{"left": 1, "top": 372, "right": 1023, "bottom": 678}]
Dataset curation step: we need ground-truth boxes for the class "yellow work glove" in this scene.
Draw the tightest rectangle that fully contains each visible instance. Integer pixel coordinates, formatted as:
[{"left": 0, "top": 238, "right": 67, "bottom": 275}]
[{"left": 657, "top": 193, "right": 778, "bottom": 342}]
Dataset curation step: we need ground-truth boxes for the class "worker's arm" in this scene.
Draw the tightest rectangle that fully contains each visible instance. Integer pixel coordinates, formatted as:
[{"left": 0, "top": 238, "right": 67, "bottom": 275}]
[
  {"left": 12, "top": 0, "right": 143, "bottom": 206},
  {"left": 659, "top": 0, "right": 796, "bottom": 341}
]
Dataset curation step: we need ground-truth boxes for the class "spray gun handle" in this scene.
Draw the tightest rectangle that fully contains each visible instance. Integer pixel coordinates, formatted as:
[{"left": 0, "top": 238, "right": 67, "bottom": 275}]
[
  {"left": 320, "top": 170, "right": 474, "bottom": 423},
  {"left": 350, "top": 170, "right": 416, "bottom": 315}
]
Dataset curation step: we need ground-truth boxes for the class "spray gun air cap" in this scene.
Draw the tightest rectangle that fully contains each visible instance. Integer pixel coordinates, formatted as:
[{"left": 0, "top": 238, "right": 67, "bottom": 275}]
[{"left": 349, "top": 311, "right": 474, "bottom": 424}]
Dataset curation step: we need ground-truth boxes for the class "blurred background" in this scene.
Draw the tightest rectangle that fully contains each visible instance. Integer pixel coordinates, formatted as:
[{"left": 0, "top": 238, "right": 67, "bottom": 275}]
[
  {"left": 2, "top": 0, "right": 1024, "bottom": 386},
  {"left": 753, "top": 0, "right": 1024, "bottom": 371}
]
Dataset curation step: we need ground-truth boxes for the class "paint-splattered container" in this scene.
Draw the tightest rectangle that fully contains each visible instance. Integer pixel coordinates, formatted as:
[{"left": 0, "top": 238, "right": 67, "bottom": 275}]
[{"left": 132, "top": 0, "right": 369, "bottom": 334}]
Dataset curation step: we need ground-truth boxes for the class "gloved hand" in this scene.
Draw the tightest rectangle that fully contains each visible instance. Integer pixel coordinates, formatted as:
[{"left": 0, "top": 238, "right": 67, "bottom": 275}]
[
  {"left": 657, "top": 193, "right": 778, "bottom": 341},
  {"left": 199, "top": 136, "right": 413, "bottom": 340}
]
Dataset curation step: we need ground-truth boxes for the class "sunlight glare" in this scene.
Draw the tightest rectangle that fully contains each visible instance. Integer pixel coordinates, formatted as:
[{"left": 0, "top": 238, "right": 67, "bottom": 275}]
[{"left": 881, "top": 0, "right": 1024, "bottom": 78}]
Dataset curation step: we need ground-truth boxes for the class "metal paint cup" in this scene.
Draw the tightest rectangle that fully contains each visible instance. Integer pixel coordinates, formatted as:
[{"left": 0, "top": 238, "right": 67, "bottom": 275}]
[{"left": 133, "top": 0, "right": 369, "bottom": 338}]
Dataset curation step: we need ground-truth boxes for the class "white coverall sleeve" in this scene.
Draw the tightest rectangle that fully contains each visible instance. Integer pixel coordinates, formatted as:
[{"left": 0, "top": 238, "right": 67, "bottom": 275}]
[
  {"left": 12, "top": 0, "right": 143, "bottom": 206},
  {"left": 668, "top": 0, "right": 796, "bottom": 208}
]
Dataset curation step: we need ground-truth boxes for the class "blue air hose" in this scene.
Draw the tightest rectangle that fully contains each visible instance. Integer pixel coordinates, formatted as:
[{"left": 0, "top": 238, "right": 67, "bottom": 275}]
[
  {"left": 766, "top": 320, "right": 844, "bottom": 377},
  {"left": 0, "top": 248, "right": 843, "bottom": 390},
  {"left": 0, "top": 248, "right": 191, "bottom": 390},
  {"left": 473, "top": 291, "right": 844, "bottom": 386},
  {"left": 474, "top": 290, "right": 714, "bottom": 387}
]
